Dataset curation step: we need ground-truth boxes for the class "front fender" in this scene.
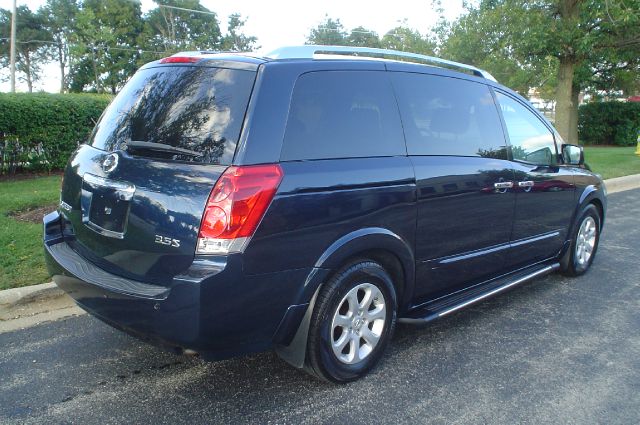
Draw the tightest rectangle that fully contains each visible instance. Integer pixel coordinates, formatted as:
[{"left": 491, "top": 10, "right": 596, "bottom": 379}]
[{"left": 577, "top": 183, "right": 607, "bottom": 228}]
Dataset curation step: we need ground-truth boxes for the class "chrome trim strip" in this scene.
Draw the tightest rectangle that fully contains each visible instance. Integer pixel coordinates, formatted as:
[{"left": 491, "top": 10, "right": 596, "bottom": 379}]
[
  {"left": 437, "top": 263, "right": 559, "bottom": 318},
  {"left": 59, "top": 200, "right": 72, "bottom": 211},
  {"left": 438, "top": 231, "right": 561, "bottom": 265},
  {"left": 494, "top": 181, "right": 514, "bottom": 189},
  {"left": 84, "top": 220, "right": 126, "bottom": 240},
  {"left": 265, "top": 45, "right": 497, "bottom": 81},
  {"left": 439, "top": 243, "right": 508, "bottom": 264},
  {"left": 83, "top": 173, "right": 135, "bottom": 200},
  {"left": 509, "top": 231, "right": 560, "bottom": 248}
]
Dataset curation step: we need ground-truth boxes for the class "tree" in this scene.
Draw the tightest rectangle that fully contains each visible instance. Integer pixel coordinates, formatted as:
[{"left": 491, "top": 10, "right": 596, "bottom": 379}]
[
  {"left": 306, "top": 16, "right": 348, "bottom": 45},
  {"left": 438, "top": 0, "right": 640, "bottom": 144},
  {"left": 69, "top": 0, "right": 144, "bottom": 94},
  {"left": 221, "top": 14, "right": 258, "bottom": 51},
  {"left": 436, "top": 6, "right": 556, "bottom": 97},
  {"left": 145, "top": 0, "right": 222, "bottom": 52},
  {"left": 40, "top": 0, "right": 79, "bottom": 93},
  {"left": 381, "top": 26, "right": 436, "bottom": 55},
  {"left": 347, "top": 26, "right": 381, "bottom": 48},
  {"left": 0, "top": 6, "right": 52, "bottom": 92}
]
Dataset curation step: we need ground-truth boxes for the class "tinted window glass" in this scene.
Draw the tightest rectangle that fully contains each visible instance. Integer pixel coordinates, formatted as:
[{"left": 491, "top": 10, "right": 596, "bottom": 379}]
[
  {"left": 496, "top": 92, "right": 557, "bottom": 165},
  {"left": 281, "top": 71, "right": 405, "bottom": 160},
  {"left": 391, "top": 73, "right": 507, "bottom": 159},
  {"left": 90, "top": 66, "right": 255, "bottom": 164}
]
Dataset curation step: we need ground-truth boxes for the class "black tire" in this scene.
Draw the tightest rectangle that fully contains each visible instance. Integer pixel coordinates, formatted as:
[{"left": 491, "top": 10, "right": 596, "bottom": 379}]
[
  {"left": 560, "top": 204, "right": 601, "bottom": 277},
  {"left": 304, "top": 260, "right": 397, "bottom": 383}
]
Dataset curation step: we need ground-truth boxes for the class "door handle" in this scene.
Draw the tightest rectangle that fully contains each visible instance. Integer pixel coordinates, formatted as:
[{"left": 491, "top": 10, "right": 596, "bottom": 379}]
[
  {"left": 518, "top": 181, "right": 535, "bottom": 188},
  {"left": 494, "top": 181, "right": 514, "bottom": 190}
]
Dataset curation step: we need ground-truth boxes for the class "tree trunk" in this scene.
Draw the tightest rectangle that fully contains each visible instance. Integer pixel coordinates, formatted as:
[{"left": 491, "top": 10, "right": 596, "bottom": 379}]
[
  {"left": 91, "top": 46, "right": 101, "bottom": 93},
  {"left": 554, "top": 57, "right": 576, "bottom": 144},
  {"left": 57, "top": 39, "right": 66, "bottom": 93},
  {"left": 569, "top": 85, "right": 580, "bottom": 145},
  {"left": 24, "top": 51, "right": 33, "bottom": 93},
  {"left": 555, "top": 0, "right": 581, "bottom": 145}
]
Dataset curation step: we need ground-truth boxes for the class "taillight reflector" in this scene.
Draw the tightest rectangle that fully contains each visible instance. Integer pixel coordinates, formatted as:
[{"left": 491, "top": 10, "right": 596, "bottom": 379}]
[
  {"left": 197, "top": 164, "right": 284, "bottom": 255},
  {"left": 159, "top": 56, "right": 201, "bottom": 64}
]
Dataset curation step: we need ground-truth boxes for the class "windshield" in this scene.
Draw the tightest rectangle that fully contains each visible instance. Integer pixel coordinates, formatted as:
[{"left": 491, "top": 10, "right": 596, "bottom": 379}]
[{"left": 89, "top": 65, "right": 256, "bottom": 164}]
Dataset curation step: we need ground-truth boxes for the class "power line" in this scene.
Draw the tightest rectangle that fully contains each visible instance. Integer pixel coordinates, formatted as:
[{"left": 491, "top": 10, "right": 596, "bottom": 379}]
[
  {"left": 0, "top": 38, "right": 167, "bottom": 55},
  {"left": 157, "top": 4, "right": 217, "bottom": 16}
]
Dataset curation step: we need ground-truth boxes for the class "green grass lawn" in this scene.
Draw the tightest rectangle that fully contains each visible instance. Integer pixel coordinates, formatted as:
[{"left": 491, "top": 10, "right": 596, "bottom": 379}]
[
  {"left": 584, "top": 146, "right": 640, "bottom": 180},
  {"left": 0, "top": 176, "right": 61, "bottom": 290}
]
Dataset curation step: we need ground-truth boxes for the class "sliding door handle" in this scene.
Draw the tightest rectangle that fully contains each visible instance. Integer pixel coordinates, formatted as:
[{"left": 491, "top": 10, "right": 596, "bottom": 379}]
[{"left": 494, "top": 181, "right": 514, "bottom": 190}]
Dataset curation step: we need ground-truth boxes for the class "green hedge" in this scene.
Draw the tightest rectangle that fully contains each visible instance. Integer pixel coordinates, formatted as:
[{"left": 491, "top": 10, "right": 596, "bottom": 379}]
[
  {"left": 579, "top": 101, "right": 640, "bottom": 146},
  {"left": 0, "top": 93, "right": 111, "bottom": 175}
]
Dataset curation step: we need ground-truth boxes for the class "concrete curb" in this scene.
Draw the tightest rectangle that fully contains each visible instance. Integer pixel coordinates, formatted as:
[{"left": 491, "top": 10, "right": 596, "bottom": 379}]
[
  {"left": 0, "top": 173, "right": 639, "bottom": 325},
  {"left": 603, "top": 173, "right": 640, "bottom": 194},
  {"left": 0, "top": 281, "right": 84, "bottom": 334},
  {"left": 0, "top": 282, "right": 64, "bottom": 310}
]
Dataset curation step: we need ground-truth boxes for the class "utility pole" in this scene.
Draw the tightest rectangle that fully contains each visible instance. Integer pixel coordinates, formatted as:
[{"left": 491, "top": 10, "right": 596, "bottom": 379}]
[{"left": 10, "top": 0, "right": 17, "bottom": 93}]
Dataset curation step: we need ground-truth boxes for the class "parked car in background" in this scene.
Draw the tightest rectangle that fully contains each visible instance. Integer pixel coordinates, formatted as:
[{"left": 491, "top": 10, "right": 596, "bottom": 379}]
[{"left": 44, "top": 46, "right": 606, "bottom": 382}]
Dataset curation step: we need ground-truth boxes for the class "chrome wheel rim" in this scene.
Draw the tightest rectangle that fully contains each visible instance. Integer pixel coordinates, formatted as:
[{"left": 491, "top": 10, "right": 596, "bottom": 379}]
[
  {"left": 576, "top": 216, "right": 597, "bottom": 266},
  {"left": 330, "top": 283, "right": 386, "bottom": 365}
]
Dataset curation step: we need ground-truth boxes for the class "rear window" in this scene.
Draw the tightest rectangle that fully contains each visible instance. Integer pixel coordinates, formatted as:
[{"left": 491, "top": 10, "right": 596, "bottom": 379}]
[
  {"left": 281, "top": 71, "right": 405, "bottom": 161},
  {"left": 89, "top": 65, "right": 255, "bottom": 164}
]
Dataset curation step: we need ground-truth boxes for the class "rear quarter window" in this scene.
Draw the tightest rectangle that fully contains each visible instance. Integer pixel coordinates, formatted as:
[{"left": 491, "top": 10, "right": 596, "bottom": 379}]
[
  {"left": 89, "top": 65, "right": 256, "bottom": 165},
  {"left": 281, "top": 71, "right": 406, "bottom": 161},
  {"left": 391, "top": 72, "right": 508, "bottom": 159}
]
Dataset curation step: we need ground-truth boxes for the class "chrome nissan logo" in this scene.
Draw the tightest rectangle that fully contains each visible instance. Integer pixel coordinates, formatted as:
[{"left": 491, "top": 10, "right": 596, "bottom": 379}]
[{"left": 102, "top": 153, "right": 118, "bottom": 173}]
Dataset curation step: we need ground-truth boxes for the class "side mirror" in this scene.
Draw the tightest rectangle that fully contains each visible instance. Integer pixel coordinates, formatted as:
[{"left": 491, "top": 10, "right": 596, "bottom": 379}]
[{"left": 561, "top": 144, "right": 584, "bottom": 166}]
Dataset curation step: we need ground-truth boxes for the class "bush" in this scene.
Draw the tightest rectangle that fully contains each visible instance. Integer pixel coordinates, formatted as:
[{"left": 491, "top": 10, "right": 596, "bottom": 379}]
[
  {"left": 579, "top": 101, "right": 640, "bottom": 146},
  {"left": 0, "top": 93, "right": 111, "bottom": 175}
]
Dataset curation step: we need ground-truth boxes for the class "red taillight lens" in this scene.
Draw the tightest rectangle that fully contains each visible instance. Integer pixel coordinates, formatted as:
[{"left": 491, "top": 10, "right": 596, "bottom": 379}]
[
  {"left": 159, "top": 56, "right": 201, "bottom": 64},
  {"left": 197, "top": 164, "right": 284, "bottom": 254}
]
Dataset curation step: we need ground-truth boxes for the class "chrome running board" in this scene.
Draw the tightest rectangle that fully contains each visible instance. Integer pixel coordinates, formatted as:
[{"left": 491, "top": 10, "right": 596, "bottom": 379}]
[{"left": 399, "top": 262, "right": 560, "bottom": 324}]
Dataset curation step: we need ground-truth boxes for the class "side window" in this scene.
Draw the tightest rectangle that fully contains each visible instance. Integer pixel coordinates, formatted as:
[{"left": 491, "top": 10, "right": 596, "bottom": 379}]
[
  {"left": 281, "top": 71, "right": 405, "bottom": 161},
  {"left": 391, "top": 73, "right": 507, "bottom": 159},
  {"left": 495, "top": 92, "right": 557, "bottom": 165}
]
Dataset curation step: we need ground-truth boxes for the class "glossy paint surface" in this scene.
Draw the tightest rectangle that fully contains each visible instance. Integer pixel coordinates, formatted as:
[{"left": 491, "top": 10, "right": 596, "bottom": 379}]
[
  {"left": 411, "top": 156, "right": 516, "bottom": 303},
  {"left": 506, "top": 162, "right": 576, "bottom": 269},
  {"left": 60, "top": 144, "right": 225, "bottom": 285},
  {"left": 45, "top": 57, "right": 607, "bottom": 360}
]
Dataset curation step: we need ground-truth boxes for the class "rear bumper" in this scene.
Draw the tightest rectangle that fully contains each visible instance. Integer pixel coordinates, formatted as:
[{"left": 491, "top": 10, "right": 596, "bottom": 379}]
[{"left": 43, "top": 211, "right": 320, "bottom": 360}]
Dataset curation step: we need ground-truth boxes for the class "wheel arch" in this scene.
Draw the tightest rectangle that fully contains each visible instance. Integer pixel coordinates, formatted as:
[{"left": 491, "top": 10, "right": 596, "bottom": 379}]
[
  {"left": 274, "top": 227, "right": 415, "bottom": 368},
  {"left": 577, "top": 184, "right": 607, "bottom": 230},
  {"left": 559, "top": 184, "right": 606, "bottom": 265},
  {"left": 311, "top": 227, "right": 414, "bottom": 310}
]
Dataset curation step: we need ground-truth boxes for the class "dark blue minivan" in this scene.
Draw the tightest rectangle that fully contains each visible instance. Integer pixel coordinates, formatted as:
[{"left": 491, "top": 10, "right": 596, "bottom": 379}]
[{"left": 44, "top": 46, "right": 606, "bottom": 382}]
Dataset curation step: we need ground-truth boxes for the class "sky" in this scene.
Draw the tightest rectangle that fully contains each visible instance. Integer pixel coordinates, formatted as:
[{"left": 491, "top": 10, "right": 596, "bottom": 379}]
[{"left": 0, "top": 0, "right": 466, "bottom": 92}]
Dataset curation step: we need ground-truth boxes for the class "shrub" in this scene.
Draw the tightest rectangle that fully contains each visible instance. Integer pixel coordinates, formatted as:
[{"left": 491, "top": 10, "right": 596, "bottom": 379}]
[
  {"left": 578, "top": 101, "right": 640, "bottom": 146},
  {"left": 0, "top": 93, "right": 111, "bottom": 175}
]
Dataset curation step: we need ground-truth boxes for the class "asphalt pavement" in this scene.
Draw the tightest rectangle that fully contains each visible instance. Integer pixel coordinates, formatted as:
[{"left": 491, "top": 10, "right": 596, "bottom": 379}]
[{"left": 1, "top": 189, "right": 639, "bottom": 424}]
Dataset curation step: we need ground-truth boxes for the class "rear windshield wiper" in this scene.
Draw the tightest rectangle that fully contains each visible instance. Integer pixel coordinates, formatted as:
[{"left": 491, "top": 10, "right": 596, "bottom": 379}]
[{"left": 125, "top": 140, "right": 202, "bottom": 158}]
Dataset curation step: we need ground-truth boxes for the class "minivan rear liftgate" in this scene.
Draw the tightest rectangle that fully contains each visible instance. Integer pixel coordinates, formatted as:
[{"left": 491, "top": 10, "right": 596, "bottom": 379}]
[{"left": 55, "top": 61, "right": 257, "bottom": 286}]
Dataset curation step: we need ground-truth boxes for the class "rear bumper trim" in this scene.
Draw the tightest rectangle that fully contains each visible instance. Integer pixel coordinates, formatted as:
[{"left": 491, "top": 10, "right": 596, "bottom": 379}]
[{"left": 46, "top": 242, "right": 170, "bottom": 300}]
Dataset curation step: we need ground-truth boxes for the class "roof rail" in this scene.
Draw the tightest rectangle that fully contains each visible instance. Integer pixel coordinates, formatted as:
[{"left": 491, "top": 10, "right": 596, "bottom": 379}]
[{"left": 264, "top": 45, "right": 497, "bottom": 82}]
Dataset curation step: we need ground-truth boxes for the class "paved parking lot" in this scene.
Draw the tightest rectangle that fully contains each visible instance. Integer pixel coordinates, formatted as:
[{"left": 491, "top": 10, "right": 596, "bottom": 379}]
[{"left": 1, "top": 189, "right": 639, "bottom": 424}]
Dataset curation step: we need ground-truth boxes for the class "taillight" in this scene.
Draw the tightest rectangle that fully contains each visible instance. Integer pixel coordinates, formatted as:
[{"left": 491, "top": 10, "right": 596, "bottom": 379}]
[
  {"left": 159, "top": 56, "right": 201, "bottom": 64},
  {"left": 197, "top": 164, "right": 284, "bottom": 255}
]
